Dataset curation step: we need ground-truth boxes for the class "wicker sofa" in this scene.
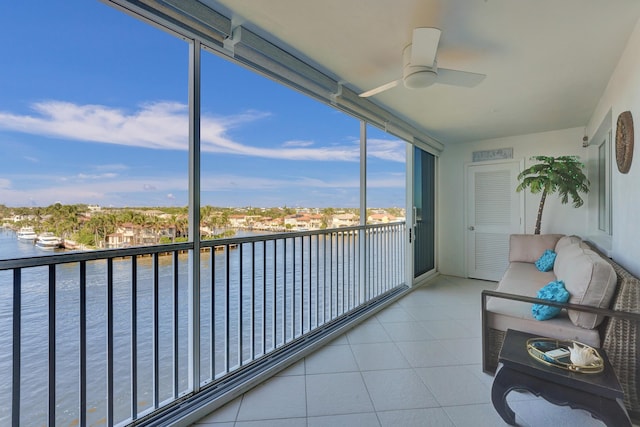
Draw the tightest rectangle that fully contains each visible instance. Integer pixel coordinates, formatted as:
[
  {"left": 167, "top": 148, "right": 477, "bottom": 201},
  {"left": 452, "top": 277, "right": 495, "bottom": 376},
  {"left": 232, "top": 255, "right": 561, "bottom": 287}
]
[{"left": 481, "top": 234, "right": 640, "bottom": 419}]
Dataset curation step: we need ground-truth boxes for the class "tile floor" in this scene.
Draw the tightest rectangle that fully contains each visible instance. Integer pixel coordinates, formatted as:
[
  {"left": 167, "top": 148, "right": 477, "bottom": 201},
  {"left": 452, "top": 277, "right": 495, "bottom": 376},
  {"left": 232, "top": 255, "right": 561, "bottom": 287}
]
[{"left": 193, "top": 275, "right": 621, "bottom": 426}]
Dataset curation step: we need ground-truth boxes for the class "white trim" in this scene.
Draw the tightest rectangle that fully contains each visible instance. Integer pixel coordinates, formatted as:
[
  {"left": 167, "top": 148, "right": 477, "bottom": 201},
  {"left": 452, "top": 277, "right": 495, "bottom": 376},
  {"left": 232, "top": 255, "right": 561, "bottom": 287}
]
[
  {"left": 405, "top": 143, "right": 415, "bottom": 284},
  {"left": 433, "top": 155, "right": 439, "bottom": 278},
  {"left": 587, "top": 111, "right": 613, "bottom": 254}
]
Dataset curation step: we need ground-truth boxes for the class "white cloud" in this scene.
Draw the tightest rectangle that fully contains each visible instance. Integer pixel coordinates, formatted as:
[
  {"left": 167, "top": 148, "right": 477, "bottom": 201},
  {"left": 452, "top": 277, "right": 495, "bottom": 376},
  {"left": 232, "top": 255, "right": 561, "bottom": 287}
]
[
  {"left": 367, "top": 138, "right": 406, "bottom": 162},
  {"left": 0, "top": 101, "right": 189, "bottom": 150},
  {"left": 93, "top": 163, "right": 128, "bottom": 171},
  {"left": 367, "top": 172, "right": 406, "bottom": 188},
  {"left": 0, "top": 101, "right": 405, "bottom": 162},
  {"left": 77, "top": 173, "right": 118, "bottom": 180},
  {"left": 0, "top": 168, "right": 405, "bottom": 207},
  {"left": 282, "top": 140, "right": 314, "bottom": 147}
]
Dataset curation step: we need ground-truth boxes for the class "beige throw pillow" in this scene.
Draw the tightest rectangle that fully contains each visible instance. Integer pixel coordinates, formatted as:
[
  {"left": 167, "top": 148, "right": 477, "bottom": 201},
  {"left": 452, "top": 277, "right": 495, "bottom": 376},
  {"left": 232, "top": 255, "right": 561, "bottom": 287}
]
[
  {"left": 509, "top": 234, "right": 564, "bottom": 263},
  {"left": 555, "top": 235, "right": 583, "bottom": 253},
  {"left": 558, "top": 247, "right": 617, "bottom": 329}
]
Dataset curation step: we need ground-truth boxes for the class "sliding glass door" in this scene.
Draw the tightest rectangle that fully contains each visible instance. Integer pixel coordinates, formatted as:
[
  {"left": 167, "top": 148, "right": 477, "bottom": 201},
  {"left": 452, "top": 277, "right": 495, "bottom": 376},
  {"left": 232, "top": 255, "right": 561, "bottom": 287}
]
[{"left": 413, "top": 146, "right": 435, "bottom": 279}]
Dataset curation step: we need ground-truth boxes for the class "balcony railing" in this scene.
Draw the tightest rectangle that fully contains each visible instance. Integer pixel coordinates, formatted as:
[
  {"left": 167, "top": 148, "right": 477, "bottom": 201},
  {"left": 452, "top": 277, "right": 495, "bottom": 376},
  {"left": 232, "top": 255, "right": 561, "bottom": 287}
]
[{"left": 0, "top": 222, "right": 406, "bottom": 426}]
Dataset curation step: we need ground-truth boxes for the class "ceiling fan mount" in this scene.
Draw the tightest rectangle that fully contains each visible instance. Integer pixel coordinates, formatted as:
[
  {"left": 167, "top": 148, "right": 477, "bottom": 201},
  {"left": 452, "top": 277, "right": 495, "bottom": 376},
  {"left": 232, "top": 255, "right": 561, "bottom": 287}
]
[
  {"left": 359, "top": 27, "right": 485, "bottom": 98},
  {"left": 402, "top": 44, "right": 438, "bottom": 89}
]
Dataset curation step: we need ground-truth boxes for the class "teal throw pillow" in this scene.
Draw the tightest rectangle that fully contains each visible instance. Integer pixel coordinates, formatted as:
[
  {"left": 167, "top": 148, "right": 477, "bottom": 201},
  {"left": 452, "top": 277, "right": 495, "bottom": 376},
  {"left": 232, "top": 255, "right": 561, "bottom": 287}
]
[
  {"left": 535, "top": 249, "right": 557, "bottom": 272},
  {"left": 532, "top": 280, "right": 570, "bottom": 320}
]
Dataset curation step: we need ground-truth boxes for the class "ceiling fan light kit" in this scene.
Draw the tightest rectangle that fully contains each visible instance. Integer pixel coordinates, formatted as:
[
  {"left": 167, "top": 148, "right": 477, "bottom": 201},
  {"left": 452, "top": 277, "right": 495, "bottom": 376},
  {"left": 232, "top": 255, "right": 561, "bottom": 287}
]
[
  {"left": 403, "top": 45, "right": 438, "bottom": 88},
  {"left": 359, "top": 27, "right": 485, "bottom": 97}
]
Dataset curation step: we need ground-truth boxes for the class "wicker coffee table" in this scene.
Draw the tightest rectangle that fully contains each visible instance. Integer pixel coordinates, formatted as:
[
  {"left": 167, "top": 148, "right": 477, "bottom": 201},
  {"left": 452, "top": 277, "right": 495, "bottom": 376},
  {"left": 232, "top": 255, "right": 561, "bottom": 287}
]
[{"left": 491, "top": 329, "right": 631, "bottom": 426}]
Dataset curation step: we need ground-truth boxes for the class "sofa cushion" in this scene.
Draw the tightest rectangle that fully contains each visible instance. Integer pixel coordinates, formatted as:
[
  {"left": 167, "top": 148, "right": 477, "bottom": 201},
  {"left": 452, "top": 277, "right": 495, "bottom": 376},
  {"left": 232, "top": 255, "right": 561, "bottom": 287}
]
[
  {"left": 487, "top": 309, "right": 602, "bottom": 348},
  {"left": 509, "top": 234, "right": 564, "bottom": 263},
  {"left": 486, "top": 254, "right": 603, "bottom": 352},
  {"left": 487, "top": 264, "right": 601, "bottom": 347},
  {"left": 492, "top": 262, "right": 556, "bottom": 296},
  {"left": 535, "top": 249, "right": 557, "bottom": 272},
  {"left": 532, "top": 280, "right": 570, "bottom": 320},
  {"left": 554, "top": 246, "right": 617, "bottom": 329}
]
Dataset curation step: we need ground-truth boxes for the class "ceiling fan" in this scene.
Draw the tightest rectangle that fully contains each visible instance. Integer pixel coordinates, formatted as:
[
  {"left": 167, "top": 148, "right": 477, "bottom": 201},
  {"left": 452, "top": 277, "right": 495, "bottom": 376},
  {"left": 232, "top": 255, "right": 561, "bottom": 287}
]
[{"left": 359, "top": 27, "right": 485, "bottom": 98}]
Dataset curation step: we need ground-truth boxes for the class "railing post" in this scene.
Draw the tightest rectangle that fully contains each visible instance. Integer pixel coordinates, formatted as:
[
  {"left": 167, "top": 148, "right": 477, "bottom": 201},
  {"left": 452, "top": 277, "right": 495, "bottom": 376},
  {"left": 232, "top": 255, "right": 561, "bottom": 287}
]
[
  {"left": 106, "top": 259, "right": 114, "bottom": 426},
  {"left": 152, "top": 253, "right": 160, "bottom": 408},
  {"left": 131, "top": 256, "right": 138, "bottom": 421},
  {"left": 48, "top": 265, "right": 56, "bottom": 427},
  {"left": 12, "top": 269, "right": 21, "bottom": 427},
  {"left": 173, "top": 251, "right": 180, "bottom": 398},
  {"left": 79, "top": 261, "right": 87, "bottom": 427}
]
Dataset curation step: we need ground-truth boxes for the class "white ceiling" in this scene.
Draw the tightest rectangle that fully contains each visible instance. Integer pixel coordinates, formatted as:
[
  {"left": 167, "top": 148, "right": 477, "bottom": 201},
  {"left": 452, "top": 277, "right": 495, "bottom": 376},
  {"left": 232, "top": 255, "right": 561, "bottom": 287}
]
[{"left": 204, "top": 0, "right": 640, "bottom": 145}]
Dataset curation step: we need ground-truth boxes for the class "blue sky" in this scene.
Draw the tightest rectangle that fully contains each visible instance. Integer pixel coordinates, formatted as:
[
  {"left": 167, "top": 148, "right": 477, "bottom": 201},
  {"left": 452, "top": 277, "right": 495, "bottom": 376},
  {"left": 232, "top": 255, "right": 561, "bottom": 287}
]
[{"left": 0, "top": 1, "right": 406, "bottom": 209}]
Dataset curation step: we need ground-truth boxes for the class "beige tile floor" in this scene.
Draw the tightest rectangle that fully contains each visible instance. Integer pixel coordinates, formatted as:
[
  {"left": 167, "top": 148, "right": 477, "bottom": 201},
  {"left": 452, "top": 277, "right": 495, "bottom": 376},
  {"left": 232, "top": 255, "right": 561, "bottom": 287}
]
[{"left": 193, "top": 275, "right": 617, "bottom": 426}]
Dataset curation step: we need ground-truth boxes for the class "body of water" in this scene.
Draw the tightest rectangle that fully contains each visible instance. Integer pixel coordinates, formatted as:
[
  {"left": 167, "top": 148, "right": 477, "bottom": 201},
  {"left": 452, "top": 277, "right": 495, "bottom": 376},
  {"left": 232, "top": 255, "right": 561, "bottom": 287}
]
[{"left": 0, "top": 227, "right": 380, "bottom": 426}]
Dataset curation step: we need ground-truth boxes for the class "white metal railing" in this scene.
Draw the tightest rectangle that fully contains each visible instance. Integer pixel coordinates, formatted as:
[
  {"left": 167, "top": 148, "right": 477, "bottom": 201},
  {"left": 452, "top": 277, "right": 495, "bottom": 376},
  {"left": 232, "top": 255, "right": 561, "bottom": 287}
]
[{"left": 0, "top": 223, "right": 405, "bottom": 426}]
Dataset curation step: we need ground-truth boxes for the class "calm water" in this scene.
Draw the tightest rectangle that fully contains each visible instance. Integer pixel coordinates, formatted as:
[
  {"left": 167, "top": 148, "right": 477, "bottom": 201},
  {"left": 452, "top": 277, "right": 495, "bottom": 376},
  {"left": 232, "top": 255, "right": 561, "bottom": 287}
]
[
  {"left": 0, "top": 229, "right": 193, "bottom": 426},
  {"left": 0, "top": 227, "right": 372, "bottom": 426}
]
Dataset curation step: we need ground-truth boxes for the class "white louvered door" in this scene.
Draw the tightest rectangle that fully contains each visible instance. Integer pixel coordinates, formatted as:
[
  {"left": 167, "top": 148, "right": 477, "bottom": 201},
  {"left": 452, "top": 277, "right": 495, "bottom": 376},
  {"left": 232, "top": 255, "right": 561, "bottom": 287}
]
[{"left": 466, "top": 162, "right": 523, "bottom": 281}]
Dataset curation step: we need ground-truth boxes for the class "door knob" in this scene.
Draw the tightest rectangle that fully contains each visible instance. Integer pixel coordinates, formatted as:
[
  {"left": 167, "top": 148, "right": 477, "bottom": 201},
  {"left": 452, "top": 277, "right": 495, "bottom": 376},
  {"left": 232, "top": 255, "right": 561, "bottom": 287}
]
[{"left": 468, "top": 226, "right": 475, "bottom": 231}]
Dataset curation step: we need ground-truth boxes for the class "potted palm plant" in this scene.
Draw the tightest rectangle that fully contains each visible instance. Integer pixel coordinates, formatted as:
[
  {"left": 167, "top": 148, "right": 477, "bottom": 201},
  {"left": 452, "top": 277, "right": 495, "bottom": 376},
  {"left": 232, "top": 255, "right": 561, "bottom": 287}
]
[{"left": 516, "top": 155, "right": 590, "bottom": 234}]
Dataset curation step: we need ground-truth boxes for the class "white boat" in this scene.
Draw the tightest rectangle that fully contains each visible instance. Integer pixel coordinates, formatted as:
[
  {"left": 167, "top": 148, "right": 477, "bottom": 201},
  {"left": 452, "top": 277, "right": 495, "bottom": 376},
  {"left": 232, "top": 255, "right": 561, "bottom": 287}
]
[
  {"left": 16, "top": 227, "right": 38, "bottom": 241},
  {"left": 35, "top": 232, "right": 62, "bottom": 250}
]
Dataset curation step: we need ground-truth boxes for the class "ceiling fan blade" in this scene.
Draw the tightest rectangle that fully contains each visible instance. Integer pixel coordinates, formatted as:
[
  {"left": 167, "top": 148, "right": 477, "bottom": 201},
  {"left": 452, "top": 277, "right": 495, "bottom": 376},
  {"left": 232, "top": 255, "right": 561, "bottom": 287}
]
[
  {"left": 411, "top": 27, "right": 441, "bottom": 67},
  {"left": 359, "top": 79, "right": 400, "bottom": 97},
  {"left": 437, "top": 68, "right": 486, "bottom": 87}
]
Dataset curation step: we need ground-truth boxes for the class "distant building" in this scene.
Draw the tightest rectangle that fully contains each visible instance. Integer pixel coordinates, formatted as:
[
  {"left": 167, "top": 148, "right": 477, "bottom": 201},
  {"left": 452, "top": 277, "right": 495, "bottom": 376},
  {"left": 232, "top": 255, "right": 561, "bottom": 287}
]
[
  {"left": 284, "top": 213, "right": 323, "bottom": 230},
  {"left": 228, "top": 215, "right": 247, "bottom": 228},
  {"left": 12, "top": 214, "right": 37, "bottom": 223},
  {"left": 331, "top": 213, "right": 358, "bottom": 228},
  {"left": 368, "top": 213, "right": 397, "bottom": 224},
  {"left": 106, "top": 233, "right": 127, "bottom": 248}
]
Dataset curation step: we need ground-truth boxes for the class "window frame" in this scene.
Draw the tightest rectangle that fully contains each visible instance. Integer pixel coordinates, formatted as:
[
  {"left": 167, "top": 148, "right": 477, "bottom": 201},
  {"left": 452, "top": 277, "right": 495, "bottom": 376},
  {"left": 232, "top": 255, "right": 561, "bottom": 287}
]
[{"left": 597, "top": 129, "right": 612, "bottom": 234}]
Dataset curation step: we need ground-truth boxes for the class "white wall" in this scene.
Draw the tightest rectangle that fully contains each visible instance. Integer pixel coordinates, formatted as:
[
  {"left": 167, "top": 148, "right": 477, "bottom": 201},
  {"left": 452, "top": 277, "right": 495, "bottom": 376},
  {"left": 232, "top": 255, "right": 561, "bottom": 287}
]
[
  {"left": 439, "top": 127, "right": 588, "bottom": 277},
  {"left": 438, "top": 15, "right": 640, "bottom": 279},
  {"left": 586, "top": 17, "right": 640, "bottom": 277}
]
